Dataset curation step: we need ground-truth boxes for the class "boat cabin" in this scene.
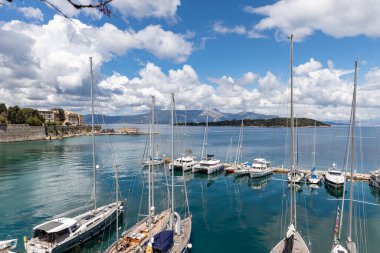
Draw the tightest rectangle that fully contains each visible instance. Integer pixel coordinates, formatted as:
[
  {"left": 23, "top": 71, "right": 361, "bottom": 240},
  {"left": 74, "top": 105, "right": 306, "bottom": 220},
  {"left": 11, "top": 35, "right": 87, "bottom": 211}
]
[
  {"left": 251, "top": 158, "right": 270, "bottom": 169},
  {"left": 32, "top": 218, "right": 79, "bottom": 243}
]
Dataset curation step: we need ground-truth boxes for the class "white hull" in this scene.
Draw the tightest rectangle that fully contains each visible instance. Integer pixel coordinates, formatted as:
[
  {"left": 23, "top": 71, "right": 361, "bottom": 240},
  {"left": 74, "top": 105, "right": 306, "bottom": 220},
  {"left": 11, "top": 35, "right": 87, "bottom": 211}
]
[
  {"left": 196, "top": 164, "right": 224, "bottom": 174},
  {"left": 234, "top": 168, "right": 250, "bottom": 176},
  {"left": 173, "top": 162, "right": 197, "bottom": 172},
  {"left": 249, "top": 168, "right": 273, "bottom": 178},
  {"left": 307, "top": 177, "right": 321, "bottom": 184},
  {"left": 287, "top": 171, "right": 305, "bottom": 183},
  {"left": 25, "top": 201, "right": 123, "bottom": 253},
  {"left": 325, "top": 173, "right": 345, "bottom": 189},
  {"left": 143, "top": 160, "right": 165, "bottom": 166}
]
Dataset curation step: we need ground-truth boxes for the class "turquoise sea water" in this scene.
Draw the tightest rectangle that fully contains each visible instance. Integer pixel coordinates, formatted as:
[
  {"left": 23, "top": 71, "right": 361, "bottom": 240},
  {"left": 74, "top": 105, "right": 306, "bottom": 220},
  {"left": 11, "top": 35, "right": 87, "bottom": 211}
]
[{"left": 1, "top": 125, "right": 380, "bottom": 252}]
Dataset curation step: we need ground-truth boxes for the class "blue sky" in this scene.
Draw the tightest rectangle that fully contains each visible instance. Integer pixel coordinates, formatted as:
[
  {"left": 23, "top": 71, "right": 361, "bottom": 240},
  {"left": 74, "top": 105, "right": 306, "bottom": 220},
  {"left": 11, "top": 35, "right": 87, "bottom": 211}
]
[{"left": 0, "top": 0, "right": 380, "bottom": 121}]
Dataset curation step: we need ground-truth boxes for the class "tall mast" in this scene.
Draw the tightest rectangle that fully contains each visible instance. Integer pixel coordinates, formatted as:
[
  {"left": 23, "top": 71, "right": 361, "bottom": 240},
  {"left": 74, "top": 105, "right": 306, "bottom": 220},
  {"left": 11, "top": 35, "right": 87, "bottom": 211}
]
[
  {"left": 200, "top": 110, "right": 208, "bottom": 160},
  {"left": 313, "top": 120, "right": 316, "bottom": 168},
  {"left": 289, "top": 34, "right": 295, "bottom": 227},
  {"left": 171, "top": 93, "right": 175, "bottom": 229},
  {"left": 348, "top": 61, "right": 358, "bottom": 241},
  {"left": 89, "top": 57, "right": 97, "bottom": 212},
  {"left": 205, "top": 111, "right": 209, "bottom": 158},
  {"left": 235, "top": 120, "right": 244, "bottom": 164},
  {"left": 151, "top": 96, "right": 156, "bottom": 219},
  {"left": 115, "top": 164, "right": 119, "bottom": 252}
]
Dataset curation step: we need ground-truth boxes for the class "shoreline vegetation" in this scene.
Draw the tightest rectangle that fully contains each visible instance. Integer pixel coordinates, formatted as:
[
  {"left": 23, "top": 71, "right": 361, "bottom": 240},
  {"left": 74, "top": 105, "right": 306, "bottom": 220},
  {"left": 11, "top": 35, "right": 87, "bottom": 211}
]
[{"left": 177, "top": 118, "right": 331, "bottom": 127}]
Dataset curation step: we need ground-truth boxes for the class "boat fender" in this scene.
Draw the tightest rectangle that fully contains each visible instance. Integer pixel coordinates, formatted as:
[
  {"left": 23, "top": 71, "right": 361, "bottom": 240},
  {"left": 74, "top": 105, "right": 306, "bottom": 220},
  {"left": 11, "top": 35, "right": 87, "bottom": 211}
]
[{"left": 187, "top": 243, "right": 192, "bottom": 249}]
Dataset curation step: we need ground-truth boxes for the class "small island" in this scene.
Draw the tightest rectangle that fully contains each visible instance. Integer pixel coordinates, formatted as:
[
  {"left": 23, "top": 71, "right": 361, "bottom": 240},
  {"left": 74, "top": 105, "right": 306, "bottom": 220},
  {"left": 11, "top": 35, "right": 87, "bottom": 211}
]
[{"left": 177, "top": 118, "right": 331, "bottom": 127}]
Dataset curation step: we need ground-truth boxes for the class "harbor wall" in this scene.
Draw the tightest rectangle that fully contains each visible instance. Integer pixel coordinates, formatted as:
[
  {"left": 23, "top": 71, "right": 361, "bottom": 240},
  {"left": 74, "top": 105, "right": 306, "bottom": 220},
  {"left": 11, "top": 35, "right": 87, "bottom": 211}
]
[
  {"left": 0, "top": 124, "right": 96, "bottom": 143},
  {"left": 0, "top": 124, "right": 46, "bottom": 142}
]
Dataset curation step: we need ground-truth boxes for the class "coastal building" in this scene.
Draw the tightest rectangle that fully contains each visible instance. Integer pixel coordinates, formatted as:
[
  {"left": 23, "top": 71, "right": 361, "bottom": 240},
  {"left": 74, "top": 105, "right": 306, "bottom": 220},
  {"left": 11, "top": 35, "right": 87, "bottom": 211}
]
[
  {"left": 38, "top": 109, "right": 84, "bottom": 126},
  {"left": 38, "top": 109, "right": 56, "bottom": 123},
  {"left": 64, "top": 110, "right": 84, "bottom": 126}
]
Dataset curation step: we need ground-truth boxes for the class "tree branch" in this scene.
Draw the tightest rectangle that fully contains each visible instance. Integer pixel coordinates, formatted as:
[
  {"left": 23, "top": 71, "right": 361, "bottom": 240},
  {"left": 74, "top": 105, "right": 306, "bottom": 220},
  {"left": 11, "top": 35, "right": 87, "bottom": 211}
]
[{"left": 66, "top": 0, "right": 113, "bottom": 9}]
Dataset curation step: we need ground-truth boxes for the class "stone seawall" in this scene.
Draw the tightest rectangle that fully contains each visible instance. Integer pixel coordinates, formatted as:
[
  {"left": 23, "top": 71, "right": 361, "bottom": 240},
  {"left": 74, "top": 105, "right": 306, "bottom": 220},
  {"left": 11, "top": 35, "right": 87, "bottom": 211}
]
[
  {"left": 0, "top": 124, "right": 46, "bottom": 143},
  {"left": 0, "top": 124, "right": 97, "bottom": 143}
]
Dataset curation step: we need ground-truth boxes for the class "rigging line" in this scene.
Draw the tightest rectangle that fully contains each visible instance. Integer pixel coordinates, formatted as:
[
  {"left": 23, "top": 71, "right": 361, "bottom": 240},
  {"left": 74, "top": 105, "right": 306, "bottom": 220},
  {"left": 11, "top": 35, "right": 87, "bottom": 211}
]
[
  {"left": 327, "top": 198, "right": 380, "bottom": 206},
  {"left": 359, "top": 125, "right": 369, "bottom": 253}
]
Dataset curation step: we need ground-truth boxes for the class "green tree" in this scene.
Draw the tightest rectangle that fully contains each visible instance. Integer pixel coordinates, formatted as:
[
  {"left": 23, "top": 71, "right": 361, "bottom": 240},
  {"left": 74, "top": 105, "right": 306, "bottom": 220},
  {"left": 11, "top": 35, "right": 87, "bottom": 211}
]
[
  {"left": 7, "top": 106, "right": 26, "bottom": 124},
  {"left": 26, "top": 116, "right": 43, "bottom": 126},
  {"left": 57, "top": 109, "right": 65, "bottom": 122},
  {"left": 0, "top": 103, "right": 7, "bottom": 114}
]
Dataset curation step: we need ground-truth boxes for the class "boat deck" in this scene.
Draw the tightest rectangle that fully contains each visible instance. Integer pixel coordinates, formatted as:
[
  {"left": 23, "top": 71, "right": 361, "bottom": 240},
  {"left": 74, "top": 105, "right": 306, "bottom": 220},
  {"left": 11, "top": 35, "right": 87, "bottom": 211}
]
[
  {"left": 106, "top": 210, "right": 171, "bottom": 253},
  {"left": 168, "top": 216, "right": 192, "bottom": 253},
  {"left": 270, "top": 231, "right": 310, "bottom": 253}
]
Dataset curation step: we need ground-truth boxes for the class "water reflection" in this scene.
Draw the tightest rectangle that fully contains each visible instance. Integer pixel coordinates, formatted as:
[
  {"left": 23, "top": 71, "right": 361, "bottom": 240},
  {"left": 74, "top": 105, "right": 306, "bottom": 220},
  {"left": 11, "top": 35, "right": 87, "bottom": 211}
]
[
  {"left": 324, "top": 183, "right": 345, "bottom": 198},
  {"left": 248, "top": 176, "right": 271, "bottom": 190}
]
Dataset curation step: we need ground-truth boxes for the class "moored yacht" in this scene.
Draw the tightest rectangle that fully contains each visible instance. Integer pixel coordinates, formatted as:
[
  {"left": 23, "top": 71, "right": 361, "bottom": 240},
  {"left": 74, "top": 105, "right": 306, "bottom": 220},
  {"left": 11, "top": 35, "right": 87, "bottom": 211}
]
[
  {"left": 287, "top": 169, "right": 305, "bottom": 183},
  {"left": 193, "top": 155, "right": 224, "bottom": 174},
  {"left": 143, "top": 156, "right": 165, "bottom": 167},
  {"left": 249, "top": 158, "right": 273, "bottom": 178},
  {"left": 369, "top": 169, "right": 380, "bottom": 189},
  {"left": 25, "top": 202, "right": 122, "bottom": 253},
  {"left": 325, "top": 164, "right": 345, "bottom": 188},
  {"left": 172, "top": 156, "right": 197, "bottom": 172},
  {"left": 307, "top": 167, "right": 322, "bottom": 184}
]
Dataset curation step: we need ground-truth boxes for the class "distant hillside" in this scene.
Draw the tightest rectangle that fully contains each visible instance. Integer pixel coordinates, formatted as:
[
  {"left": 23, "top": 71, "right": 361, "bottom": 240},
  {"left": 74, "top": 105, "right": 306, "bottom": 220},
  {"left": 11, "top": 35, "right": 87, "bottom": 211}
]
[
  {"left": 179, "top": 118, "right": 331, "bottom": 127},
  {"left": 83, "top": 109, "right": 278, "bottom": 124}
]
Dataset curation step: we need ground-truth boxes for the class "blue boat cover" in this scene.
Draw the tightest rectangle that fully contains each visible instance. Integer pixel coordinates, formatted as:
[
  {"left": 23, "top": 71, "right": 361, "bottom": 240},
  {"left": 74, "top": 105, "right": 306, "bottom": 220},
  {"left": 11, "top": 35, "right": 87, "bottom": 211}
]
[
  {"left": 207, "top": 154, "right": 214, "bottom": 158},
  {"left": 153, "top": 230, "right": 174, "bottom": 253}
]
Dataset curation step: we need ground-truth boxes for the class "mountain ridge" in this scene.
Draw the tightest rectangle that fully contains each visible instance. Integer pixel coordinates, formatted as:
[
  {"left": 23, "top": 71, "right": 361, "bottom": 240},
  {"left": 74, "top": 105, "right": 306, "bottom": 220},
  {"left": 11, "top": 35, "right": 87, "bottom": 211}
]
[{"left": 83, "top": 109, "right": 278, "bottom": 124}]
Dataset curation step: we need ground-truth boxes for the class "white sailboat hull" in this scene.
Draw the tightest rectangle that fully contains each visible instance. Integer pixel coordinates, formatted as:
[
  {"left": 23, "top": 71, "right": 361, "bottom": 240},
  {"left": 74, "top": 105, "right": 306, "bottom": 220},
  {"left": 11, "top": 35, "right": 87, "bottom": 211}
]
[
  {"left": 287, "top": 171, "right": 305, "bottom": 183},
  {"left": 25, "top": 201, "right": 123, "bottom": 253}
]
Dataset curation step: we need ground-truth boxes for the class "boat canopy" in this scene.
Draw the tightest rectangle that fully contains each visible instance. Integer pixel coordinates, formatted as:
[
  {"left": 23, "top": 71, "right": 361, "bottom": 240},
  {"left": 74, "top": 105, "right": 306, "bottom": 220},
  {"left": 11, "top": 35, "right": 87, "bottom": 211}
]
[
  {"left": 34, "top": 218, "right": 77, "bottom": 233},
  {"left": 152, "top": 230, "right": 174, "bottom": 253}
]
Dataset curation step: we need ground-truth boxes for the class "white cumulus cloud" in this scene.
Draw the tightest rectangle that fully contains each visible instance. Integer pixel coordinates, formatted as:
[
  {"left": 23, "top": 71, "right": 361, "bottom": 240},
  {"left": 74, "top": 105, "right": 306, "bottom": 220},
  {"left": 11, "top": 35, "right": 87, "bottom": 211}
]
[
  {"left": 245, "top": 0, "right": 380, "bottom": 40},
  {"left": 17, "top": 7, "right": 44, "bottom": 21}
]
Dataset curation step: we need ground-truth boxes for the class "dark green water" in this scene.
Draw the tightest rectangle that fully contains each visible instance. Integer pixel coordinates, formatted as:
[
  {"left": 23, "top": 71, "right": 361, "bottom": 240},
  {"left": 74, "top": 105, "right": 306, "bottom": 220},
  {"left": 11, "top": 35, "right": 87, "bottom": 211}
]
[{"left": 1, "top": 125, "right": 380, "bottom": 252}]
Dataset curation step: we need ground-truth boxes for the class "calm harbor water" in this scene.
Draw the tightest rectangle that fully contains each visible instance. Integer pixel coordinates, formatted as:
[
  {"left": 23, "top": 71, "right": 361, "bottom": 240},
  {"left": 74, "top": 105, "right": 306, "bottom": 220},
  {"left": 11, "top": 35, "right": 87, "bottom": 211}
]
[{"left": 1, "top": 125, "right": 380, "bottom": 252}]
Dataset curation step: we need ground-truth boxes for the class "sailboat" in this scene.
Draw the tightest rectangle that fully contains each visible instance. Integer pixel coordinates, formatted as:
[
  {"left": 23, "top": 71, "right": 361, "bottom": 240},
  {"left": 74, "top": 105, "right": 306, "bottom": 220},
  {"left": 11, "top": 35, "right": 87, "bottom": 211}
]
[
  {"left": 24, "top": 57, "right": 123, "bottom": 253},
  {"left": 330, "top": 61, "right": 359, "bottom": 253},
  {"left": 193, "top": 111, "right": 224, "bottom": 174},
  {"left": 105, "top": 96, "right": 171, "bottom": 253},
  {"left": 287, "top": 117, "right": 305, "bottom": 183},
  {"left": 307, "top": 121, "right": 322, "bottom": 184},
  {"left": 151, "top": 93, "right": 192, "bottom": 253},
  {"left": 225, "top": 120, "right": 249, "bottom": 175},
  {"left": 172, "top": 109, "right": 197, "bottom": 172},
  {"left": 270, "top": 34, "right": 311, "bottom": 253}
]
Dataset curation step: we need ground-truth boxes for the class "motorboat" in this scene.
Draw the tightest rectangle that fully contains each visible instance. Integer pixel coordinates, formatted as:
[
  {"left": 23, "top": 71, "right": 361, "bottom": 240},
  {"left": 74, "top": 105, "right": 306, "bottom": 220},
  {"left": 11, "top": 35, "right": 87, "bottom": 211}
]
[
  {"left": 325, "top": 164, "right": 345, "bottom": 189},
  {"left": 249, "top": 158, "right": 273, "bottom": 178},
  {"left": 369, "top": 169, "right": 380, "bottom": 190}
]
